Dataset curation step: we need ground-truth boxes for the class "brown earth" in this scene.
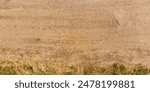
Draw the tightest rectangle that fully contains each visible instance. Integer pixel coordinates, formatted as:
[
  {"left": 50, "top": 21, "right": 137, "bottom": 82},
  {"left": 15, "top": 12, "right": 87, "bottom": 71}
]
[{"left": 0, "top": 0, "right": 150, "bottom": 74}]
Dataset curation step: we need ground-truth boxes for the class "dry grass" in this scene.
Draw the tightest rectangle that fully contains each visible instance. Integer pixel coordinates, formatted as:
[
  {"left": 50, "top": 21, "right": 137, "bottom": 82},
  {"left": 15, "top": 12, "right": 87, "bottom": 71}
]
[
  {"left": 0, "top": 60, "right": 150, "bottom": 75},
  {"left": 0, "top": 46, "right": 150, "bottom": 75}
]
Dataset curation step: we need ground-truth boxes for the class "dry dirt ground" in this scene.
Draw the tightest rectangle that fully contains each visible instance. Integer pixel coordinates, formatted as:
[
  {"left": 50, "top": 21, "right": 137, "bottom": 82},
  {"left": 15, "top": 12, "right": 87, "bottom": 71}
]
[{"left": 0, "top": 0, "right": 150, "bottom": 74}]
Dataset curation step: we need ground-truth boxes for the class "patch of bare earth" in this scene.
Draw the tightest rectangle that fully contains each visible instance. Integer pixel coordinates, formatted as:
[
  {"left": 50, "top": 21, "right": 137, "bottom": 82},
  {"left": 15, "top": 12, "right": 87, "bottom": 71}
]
[{"left": 0, "top": 0, "right": 150, "bottom": 74}]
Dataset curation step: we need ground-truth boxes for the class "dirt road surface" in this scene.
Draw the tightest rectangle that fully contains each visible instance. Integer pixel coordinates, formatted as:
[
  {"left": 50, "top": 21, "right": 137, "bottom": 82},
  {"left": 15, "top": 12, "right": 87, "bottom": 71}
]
[{"left": 0, "top": 0, "right": 150, "bottom": 74}]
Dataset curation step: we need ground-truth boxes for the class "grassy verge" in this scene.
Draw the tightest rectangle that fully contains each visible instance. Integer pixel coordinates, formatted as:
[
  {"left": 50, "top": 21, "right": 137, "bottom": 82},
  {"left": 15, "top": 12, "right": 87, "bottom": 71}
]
[{"left": 0, "top": 60, "right": 149, "bottom": 75}]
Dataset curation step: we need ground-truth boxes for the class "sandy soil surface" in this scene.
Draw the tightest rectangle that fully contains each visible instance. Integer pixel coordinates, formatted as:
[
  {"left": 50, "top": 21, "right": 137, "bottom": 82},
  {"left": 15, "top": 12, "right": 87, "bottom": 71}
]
[{"left": 0, "top": 0, "right": 150, "bottom": 74}]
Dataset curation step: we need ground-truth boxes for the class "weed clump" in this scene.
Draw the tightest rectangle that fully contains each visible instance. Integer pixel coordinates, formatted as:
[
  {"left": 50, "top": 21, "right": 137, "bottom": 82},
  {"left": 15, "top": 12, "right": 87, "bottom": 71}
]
[
  {"left": 0, "top": 66, "right": 16, "bottom": 75},
  {"left": 132, "top": 64, "right": 150, "bottom": 75}
]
